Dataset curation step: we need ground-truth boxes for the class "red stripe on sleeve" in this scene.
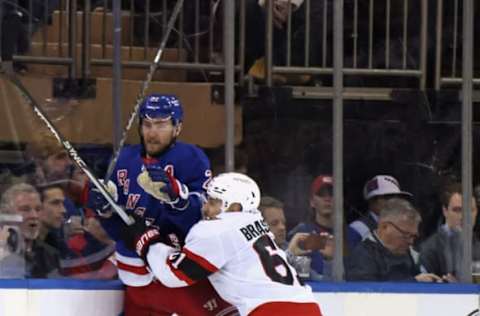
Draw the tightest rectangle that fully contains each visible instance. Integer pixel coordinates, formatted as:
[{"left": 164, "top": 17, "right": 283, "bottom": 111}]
[
  {"left": 117, "top": 261, "right": 150, "bottom": 275},
  {"left": 167, "top": 260, "right": 196, "bottom": 285},
  {"left": 183, "top": 247, "right": 219, "bottom": 273}
]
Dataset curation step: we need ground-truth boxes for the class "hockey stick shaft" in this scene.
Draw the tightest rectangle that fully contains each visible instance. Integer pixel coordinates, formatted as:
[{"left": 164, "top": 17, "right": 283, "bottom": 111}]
[
  {"left": 104, "top": 0, "right": 185, "bottom": 181},
  {"left": 2, "top": 73, "right": 134, "bottom": 226}
]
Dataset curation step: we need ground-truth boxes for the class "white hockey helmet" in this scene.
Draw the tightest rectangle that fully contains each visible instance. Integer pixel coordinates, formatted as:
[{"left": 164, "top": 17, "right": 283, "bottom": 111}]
[{"left": 206, "top": 172, "right": 261, "bottom": 213}]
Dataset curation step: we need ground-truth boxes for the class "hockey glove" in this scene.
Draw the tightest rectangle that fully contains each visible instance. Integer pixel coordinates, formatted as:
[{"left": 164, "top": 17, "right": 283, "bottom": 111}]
[
  {"left": 137, "top": 164, "right": 189, "bottom": 210},
  {"left": 85, "top": 180, "right": 118, "bottom": 218},
  {"left": 121, "top": 214, "right": 164, "bottom": 261}
]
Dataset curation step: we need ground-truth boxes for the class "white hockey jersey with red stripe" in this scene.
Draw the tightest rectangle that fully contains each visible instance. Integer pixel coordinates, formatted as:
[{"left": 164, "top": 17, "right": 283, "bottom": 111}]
[{"left": 146, "top": 211, "right": 319, "bottom": 316}]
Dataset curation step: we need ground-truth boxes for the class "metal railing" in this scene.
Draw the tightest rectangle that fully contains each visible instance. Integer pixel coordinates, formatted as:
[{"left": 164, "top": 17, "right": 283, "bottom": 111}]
[
  {"left": 5, "top": 0, "right": 75, "bottom": 76},
  {"left": 87, "top": 0, "right": 243, "bottom": 79},
  {"left": 435, "top": 0, "right": 480, "bottom": 89},
  {"left": 8, "top": 0, "right": 480, "bottom": 94},
  {"left": 3, "top": 0, "right": 433, "bottom": 91},
  {"left": 6, "top": 0, "right": 244, "bottom": 81},
  {"left": 263, "top": 0, "right": 428, "bottom": 90}
]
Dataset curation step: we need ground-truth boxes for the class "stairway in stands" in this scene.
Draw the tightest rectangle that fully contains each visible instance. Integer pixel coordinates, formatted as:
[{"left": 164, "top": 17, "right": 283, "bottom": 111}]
[{"left": 0, "top": 9, "right": 241, "bottom": 149}]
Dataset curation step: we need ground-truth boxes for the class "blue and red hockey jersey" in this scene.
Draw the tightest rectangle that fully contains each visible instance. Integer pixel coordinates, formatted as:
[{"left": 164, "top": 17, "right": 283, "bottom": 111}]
[{"left": 100, "top": 142, "right": 211, "bottom": 286}]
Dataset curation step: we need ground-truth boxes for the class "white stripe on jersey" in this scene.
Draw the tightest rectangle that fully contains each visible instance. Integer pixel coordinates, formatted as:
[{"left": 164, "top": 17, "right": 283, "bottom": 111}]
[{"left": 116, "top": 252, "right": 154, "bottom": 286}]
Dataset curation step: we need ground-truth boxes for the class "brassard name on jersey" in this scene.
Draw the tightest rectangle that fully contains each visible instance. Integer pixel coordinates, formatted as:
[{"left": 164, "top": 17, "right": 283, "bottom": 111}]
[{"left": 240, "top": 219, "right": 270, "bottom": 241}]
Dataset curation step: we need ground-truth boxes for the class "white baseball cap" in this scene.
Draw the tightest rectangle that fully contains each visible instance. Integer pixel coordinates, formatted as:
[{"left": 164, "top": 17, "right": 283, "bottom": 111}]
[{"left": 363, "top": 175, "right": 412, "bottom": 200}]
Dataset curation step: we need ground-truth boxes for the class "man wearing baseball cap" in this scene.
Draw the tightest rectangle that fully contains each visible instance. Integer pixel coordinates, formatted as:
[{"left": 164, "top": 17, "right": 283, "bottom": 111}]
[
  {"left": 349, "top": 175, "right": 412, "bottom": 243},
  {"left": 287, "top": 175, "right": 361, "bottom": 280}
]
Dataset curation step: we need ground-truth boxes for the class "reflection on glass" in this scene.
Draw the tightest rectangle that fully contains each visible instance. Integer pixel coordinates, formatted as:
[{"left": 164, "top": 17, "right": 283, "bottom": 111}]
[
  {"left": 472, "top": 261, "right": 480, "bottom": 284},
  {"left": 0, "top": 214, "right": 26, "bottom": 278}
]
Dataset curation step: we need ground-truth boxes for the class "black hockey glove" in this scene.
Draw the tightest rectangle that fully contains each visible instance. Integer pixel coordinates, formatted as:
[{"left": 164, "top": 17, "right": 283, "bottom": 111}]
[
  {"left": 85, "top": 180, "right": 118, "bottom": 218},
  {"left": 121, "top": 214, "right": 164, "bottom": 261}
]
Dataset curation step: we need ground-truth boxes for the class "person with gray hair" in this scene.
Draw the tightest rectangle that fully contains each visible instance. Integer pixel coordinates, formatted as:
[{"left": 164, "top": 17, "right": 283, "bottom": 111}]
[
  {"left": 0, "top": 183, "right": 59, "bottom": 278},
  {"left": 345, "top": 198, "right": 443, "bottom": 282}
]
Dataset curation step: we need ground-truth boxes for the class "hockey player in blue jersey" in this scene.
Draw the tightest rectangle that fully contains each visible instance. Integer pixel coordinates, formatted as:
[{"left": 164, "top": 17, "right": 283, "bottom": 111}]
[{"left": 86, "top": 94, "right": 236, "bottom": 316}]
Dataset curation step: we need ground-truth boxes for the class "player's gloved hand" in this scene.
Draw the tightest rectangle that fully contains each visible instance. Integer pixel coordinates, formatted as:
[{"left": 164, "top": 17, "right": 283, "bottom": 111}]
[
  {"left": 121, "top": 214, "right": 164, "bottom": 261},
  {"left": 138, "top": 164, "right": 189, "bottom": 210},
  {"left": 85, "top": 180, "right": 118, "bottom": 218}
]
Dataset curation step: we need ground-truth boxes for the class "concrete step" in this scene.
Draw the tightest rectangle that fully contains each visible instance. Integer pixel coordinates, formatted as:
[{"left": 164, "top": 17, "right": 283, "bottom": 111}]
[
  {"left": 0, "top": 76, "right": 242, "bottom": 148},
  {"left": 25, "top": 42, "right": 187, "bottom": 81}
]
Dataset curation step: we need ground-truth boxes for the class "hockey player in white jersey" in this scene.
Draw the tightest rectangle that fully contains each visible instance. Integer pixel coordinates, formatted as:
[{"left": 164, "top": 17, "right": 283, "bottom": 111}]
[{"left": 128, "top": 172, "right": 323, "bottom": 316}]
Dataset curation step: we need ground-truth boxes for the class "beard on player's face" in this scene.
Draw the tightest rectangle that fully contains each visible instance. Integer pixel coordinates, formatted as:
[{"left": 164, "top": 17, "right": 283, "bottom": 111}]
[
  {"left": 141, "top": 120, "right": 179, "bottom": 157},
  {"left": 144, "top": 139, "right": 171, "bottom": 157}
]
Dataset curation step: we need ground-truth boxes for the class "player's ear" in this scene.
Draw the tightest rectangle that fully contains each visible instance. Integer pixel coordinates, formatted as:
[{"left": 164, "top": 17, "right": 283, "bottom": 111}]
[
  {"left": 173, "top": 122, "right": 183, "bottom": 137},
  {"left": 227, "top": 203, "right": 242, "bottom": 213}
]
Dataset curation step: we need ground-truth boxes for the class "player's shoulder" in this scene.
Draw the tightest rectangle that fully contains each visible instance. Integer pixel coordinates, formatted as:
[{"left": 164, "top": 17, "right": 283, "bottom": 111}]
[
  {"left": 171, "top": 142, "right": 208, "bottom": 160},
  {"left": 167, "top": 142, "right": 210, "bottom": 170},
  {"left": 187, "top": 219, "right": 217, "bottom": 240},
  {"left": 118, "top": 144, "right": 142, "bottom": 160},
  {"left": 115, "top": 145, "right": 141, "bottom": 170},
  {"left": 189, "top": 212, "right": 261, "bottom": 239}
]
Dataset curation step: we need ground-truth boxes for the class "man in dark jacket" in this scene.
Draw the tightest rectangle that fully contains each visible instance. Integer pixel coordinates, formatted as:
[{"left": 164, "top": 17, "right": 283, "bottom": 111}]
[
  {"left": 420, "top": 183, "right": 480, "bottom": 282},
  {"left": 0, "top": 183, "right": 59, "bottom": 278},
  {"left": 345, "top": 198, "right": 442, "bottom": 282}
]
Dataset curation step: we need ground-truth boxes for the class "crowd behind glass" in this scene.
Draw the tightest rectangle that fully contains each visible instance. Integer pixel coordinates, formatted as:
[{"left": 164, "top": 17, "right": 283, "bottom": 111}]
[{"left": 0, "top": 133, "right": 478, "bottom": 283}]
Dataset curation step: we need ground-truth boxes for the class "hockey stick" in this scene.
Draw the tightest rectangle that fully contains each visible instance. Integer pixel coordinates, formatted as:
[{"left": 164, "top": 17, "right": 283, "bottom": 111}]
[
  {"left": 1, "top": 72, "right": 134, "bottom": 226},
  {"left": 104, "top": 0, "right": 185, "bottom": 181},
  {"left": 467, "top": 309, "right": 479, "bottom": 316}
]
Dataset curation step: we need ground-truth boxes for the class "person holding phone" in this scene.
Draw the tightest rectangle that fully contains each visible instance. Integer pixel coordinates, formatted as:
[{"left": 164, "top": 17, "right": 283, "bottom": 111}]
[
  {"left": 287, "top": 175, "right": 360, "bottom": 280},
  {"left": 259, "top": 196, "right": 332, "bottom": 279}
]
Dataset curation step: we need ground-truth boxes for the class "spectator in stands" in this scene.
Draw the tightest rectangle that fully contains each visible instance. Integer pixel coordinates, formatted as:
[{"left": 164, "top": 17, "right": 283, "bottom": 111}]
[
  {"left": 25, "top": 132, "right": 74, "bottom": 186},
  {"left": 345, "top": 198, "right": 442, "bottom": 282},
  {"left": 38, "top": 182, "right": 114, "bottom": 278},
  {"left": 419, "top": 182, "right": 480, "bottom": 282},
  {"left": 28, "top": 139, "right": 116, "bottom": 279},
  {"left": 59, "top": 208, "right": 117, "bottom": 279},
  {"left": 0, "top": 183, "right": 60, "bottom": 278},
  {"left": 259, "top": 196, "right": 287, "bottom": 248},
  {"left": 349, "top": 175, "right": 412, "bottom": 244},
  {"left": 24, "top": 133, "right": 85, "bottom": 218},
  {"left": 259, "top": 195, "right": 331, "bottom": 280},
  {"left": 288, "top": 175, "right": 360, "bottom": 280},
  {"left": 243, "top": 0, "right": 325, "bottom": 82},
  {"left": 37, "top": 182, "right": 66, "bottom": 251}
]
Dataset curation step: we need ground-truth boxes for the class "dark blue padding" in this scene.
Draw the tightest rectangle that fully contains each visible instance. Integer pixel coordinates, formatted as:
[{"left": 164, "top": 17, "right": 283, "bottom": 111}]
[
  {"left": 0, "top": 279, "right": 124, "bottom": 290},
  {"left": 0, "top": 279, "right": 478, "bottom": 294},
  {"left": 307, "top": 281, "right": 480, "bottom": 294}
]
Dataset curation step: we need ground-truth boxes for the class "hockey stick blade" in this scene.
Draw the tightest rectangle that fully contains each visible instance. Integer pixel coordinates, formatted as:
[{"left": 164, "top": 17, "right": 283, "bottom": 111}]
[
  {"left": 104, "top": 0, "right": 184, "bottom": 181},
  {"left": 1, "top": 72, "right": 134, "bottom": 226}
]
